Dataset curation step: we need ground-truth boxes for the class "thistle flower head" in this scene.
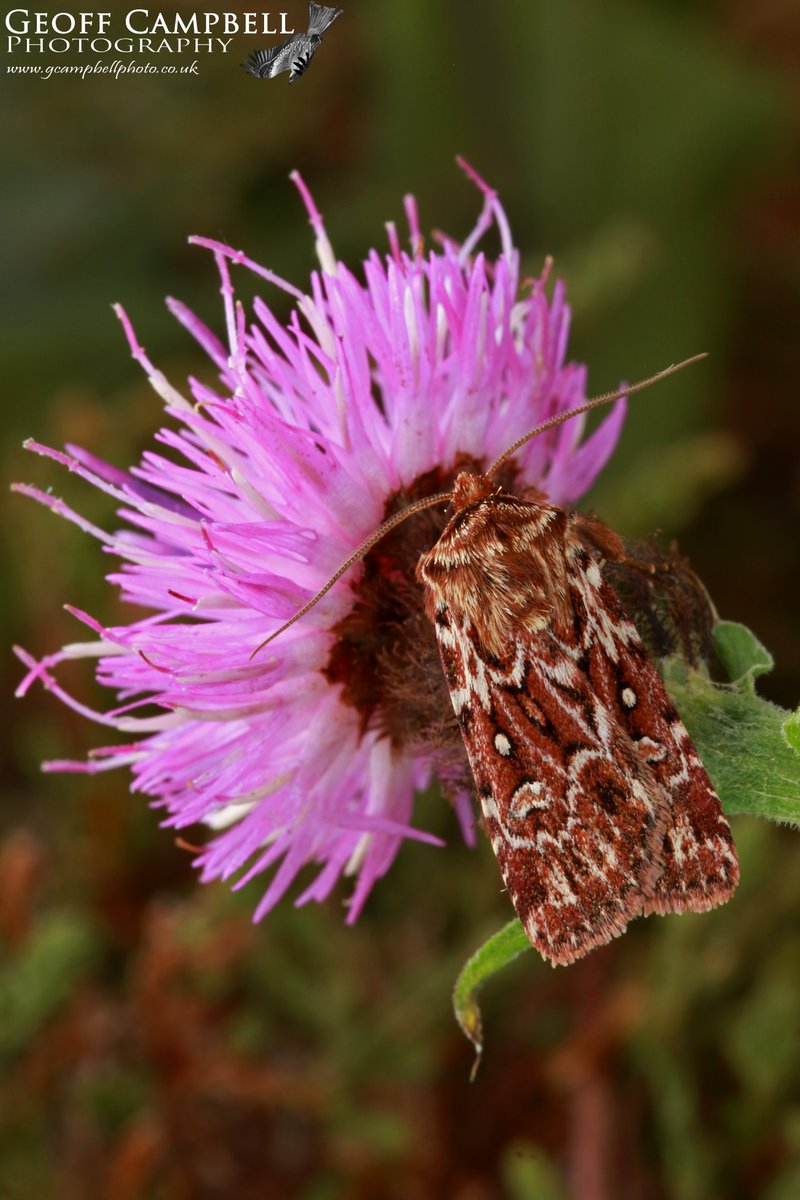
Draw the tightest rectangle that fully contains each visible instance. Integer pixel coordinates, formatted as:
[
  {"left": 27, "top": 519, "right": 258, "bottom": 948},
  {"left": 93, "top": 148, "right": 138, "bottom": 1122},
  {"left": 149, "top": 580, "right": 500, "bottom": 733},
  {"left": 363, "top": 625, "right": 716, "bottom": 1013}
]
[{"left": 15, "top": 162, "right": 625, "bottom": 922}]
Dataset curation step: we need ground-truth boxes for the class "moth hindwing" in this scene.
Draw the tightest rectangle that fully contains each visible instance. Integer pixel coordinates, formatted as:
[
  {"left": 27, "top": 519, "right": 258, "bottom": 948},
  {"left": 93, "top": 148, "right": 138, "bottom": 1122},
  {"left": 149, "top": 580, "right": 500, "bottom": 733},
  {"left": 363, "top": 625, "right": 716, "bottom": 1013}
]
[{"left": 416, "top": 471, "right": 739, "bottom": 966}]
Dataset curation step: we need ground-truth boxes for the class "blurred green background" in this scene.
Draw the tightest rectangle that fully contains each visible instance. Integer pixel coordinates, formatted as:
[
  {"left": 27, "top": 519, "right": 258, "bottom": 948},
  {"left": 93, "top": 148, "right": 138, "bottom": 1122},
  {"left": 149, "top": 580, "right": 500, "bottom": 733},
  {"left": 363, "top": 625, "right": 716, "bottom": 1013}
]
[{"left": 2, "top": 2, "right": 799, "bottom": 1197}]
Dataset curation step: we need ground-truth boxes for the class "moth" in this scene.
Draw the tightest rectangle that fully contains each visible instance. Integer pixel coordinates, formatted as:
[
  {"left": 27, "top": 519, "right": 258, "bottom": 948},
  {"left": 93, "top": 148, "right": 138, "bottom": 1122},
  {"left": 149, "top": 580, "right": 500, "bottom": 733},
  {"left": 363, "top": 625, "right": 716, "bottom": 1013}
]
[
  {"left": 241, "top": 2, "right": 342, "bottom": 84},
  {"left": 256, "top": 358, "right": 739, "bottom": 966}
]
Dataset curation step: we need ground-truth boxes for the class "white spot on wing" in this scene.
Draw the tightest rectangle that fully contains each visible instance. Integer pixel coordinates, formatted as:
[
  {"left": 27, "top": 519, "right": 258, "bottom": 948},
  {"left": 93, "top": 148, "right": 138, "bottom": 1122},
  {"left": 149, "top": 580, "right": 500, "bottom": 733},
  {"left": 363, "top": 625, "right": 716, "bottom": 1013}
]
[
  {"left": 494, "top": 732, "right": 511, "bottom": 756},
  {"left": 586, "top": 560, "right": 603, "bottom": 588}
]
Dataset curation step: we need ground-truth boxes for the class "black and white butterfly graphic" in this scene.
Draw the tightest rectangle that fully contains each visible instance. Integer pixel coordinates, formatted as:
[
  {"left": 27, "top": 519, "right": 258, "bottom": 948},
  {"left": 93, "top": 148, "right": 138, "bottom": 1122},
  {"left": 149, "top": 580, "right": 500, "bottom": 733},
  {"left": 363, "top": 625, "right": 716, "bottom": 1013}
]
[{"left": 242, "top": 3, "right": 343, "bottom": 84}]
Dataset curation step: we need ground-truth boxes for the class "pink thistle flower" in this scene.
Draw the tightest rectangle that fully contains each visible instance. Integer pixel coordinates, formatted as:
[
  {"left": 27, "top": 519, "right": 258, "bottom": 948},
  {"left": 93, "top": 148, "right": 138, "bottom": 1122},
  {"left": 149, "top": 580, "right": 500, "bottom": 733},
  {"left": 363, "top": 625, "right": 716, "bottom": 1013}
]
[{"left": 14, "top": 162, "right": 625, "bottom": 923}]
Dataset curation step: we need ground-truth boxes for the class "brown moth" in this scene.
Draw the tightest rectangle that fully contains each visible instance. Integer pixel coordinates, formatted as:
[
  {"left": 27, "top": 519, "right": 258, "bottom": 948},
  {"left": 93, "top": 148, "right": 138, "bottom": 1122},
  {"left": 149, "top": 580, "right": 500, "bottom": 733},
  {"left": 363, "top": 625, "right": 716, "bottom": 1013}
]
[
  {"left": 255, "top": 357, "right": 739, "bottom": 965},
  {"left": 416, "top": 470, "right": 738, "bottom": 964}
]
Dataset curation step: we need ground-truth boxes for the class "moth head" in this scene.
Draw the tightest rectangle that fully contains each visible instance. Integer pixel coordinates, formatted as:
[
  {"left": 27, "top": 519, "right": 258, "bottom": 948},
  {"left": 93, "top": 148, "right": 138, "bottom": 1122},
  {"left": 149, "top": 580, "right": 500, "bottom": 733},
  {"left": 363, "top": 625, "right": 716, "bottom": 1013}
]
[{"left": 451, "top": 472, "right": 495, "bottom": 512}]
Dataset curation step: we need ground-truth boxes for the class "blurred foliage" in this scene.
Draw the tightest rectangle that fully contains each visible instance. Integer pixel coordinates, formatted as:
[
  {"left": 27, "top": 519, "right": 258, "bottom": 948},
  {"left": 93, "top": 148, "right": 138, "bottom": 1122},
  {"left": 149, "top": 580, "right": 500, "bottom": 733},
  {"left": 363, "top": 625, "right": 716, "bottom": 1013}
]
[{"left": 2, "top": 1, "right": 800, "bottom": 1197}]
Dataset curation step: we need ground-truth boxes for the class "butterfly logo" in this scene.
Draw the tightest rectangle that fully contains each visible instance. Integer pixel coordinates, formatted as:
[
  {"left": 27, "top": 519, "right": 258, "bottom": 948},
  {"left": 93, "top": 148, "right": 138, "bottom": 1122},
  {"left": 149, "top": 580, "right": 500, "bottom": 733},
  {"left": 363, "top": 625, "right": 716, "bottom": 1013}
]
[{"left": 242, "top": 3, "right": 343, "bottom": 84}]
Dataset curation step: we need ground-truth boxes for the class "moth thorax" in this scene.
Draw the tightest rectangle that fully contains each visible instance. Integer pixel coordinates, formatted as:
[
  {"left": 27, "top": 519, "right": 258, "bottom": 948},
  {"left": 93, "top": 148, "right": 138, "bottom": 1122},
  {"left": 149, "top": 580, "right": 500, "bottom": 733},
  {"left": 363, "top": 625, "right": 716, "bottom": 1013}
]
[{"left": 451, "top": 472, "right": 495, "bottom": 511}]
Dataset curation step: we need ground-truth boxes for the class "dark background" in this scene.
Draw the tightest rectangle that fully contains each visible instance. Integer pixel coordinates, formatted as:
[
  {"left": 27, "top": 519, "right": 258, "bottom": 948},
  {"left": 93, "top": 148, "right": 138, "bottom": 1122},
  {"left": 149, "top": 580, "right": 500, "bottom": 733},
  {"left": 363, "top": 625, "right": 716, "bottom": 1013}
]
[{"left": 2, "top": 3, "right": 799, "bottom": 1197}]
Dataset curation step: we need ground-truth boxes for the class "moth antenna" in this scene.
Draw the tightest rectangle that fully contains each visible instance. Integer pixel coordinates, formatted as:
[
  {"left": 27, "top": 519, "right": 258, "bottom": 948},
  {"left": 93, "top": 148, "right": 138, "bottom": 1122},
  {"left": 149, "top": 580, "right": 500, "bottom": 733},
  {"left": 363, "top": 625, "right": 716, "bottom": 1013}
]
[
  {"left": 485, "top": 353, "right": 707, "bottom": 480},
  {"left": 250, "top": 490, "right": 452, "bottom": 658},
  {"left": 252, "top": 355, "right": 707, "bottom": 658}
]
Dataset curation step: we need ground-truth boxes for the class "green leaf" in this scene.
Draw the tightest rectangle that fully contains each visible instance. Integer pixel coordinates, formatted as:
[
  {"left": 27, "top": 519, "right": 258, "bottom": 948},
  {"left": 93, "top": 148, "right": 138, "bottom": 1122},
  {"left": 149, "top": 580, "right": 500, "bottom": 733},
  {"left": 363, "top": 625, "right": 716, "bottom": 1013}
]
[
  {"left": 713, "top": 620, "right": 774, "bottom": 690},
  {"left": 661, "top": 623, "right": 800, "bottom": 825},
  {"left": 452, "top": 919, "right": 531, "bottom": 1078},
  {"left": 784, "top": 711, "right": 800, "bottom": 755}
]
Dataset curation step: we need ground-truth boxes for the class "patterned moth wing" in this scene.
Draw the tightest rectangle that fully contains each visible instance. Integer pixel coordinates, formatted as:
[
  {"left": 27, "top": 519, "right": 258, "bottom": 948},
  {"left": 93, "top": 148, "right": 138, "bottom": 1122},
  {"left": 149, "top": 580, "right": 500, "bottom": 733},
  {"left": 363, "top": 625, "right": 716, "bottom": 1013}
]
[{"left": 416, "top": 472, "right": 739, "bottom": 966}]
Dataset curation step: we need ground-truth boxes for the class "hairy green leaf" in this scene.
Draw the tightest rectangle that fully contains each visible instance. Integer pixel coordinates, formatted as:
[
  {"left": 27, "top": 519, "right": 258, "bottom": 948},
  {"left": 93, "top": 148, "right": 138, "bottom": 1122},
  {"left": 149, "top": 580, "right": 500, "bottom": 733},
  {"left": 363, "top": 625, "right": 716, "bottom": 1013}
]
[{"left": 663, "top": 622, "right": 800, "bottom": 825}]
